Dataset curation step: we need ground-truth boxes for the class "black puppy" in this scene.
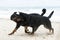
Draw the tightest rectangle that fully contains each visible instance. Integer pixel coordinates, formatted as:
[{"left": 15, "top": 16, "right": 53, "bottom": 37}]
[{"left": 8, "top": 10, "right": 54, "bottom": 35}]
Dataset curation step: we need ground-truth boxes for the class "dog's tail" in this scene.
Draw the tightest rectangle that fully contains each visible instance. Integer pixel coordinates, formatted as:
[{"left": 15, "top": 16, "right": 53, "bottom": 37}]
[
  {"left": 41, "top": 12, "right": 45, "bottom": 16},
  {"left": 48, "top": 11, "right": 54, "bottom": 18},
  {"left": 41, "top": 8, "right": 46, "bottom": 16}
]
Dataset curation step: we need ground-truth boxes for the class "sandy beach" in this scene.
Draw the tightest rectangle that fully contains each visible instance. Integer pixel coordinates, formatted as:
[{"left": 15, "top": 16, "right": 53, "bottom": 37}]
[
  {"left": 0, "top": 18, "right": 60, "bottom": 40},
  {"left": 0, "top": 0, "right": 60, "bottom": 40}
]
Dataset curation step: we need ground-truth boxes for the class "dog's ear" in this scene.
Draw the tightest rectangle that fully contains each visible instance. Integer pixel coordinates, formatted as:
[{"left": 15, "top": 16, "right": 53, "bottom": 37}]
[
  {"left": 19, "top": 12, "right": 26, "bottom": 17},
  {"left": 14, "top": 12, "right": 17, "bottom": 14},
  {"left": 19, "top": 12, "right": 24, "bottom": 15},
  {"left": 13, "top": 12, "right": 19, "bottom": 17},
  {"left": 19, "top": 12, "right": 28, "bottom": 20}
]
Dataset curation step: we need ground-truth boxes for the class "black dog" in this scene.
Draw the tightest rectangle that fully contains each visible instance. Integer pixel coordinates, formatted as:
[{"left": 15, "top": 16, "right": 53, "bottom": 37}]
[{"left": 8, "top": 10, "right": 54, "bottom": 35}]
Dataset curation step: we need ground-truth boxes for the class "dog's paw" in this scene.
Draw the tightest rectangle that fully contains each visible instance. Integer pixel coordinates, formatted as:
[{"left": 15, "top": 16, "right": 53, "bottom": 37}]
[
  {"left": 8, "top": 33, "right": 14, "bottom": 35},
  {"left": 47, "top": 32, "right": 53, "bottom": 35},
  {"left": 28, "top": 32, "right": 34, "bottom": 35}
]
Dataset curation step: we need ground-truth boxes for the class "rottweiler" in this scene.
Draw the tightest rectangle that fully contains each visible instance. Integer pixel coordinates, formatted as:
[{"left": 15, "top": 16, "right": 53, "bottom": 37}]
[{"left": 8, "top": 9, "right": 54, "bottom": 35}]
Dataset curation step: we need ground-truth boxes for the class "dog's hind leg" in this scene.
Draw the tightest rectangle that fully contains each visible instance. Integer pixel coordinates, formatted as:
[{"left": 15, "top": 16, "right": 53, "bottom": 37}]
[
  {"left": 8, "top": 23, "right": 20, "bottom": 35},
  {"left": 52, "top": 28, "right": 54, "bottom": 34},
  {"left": 49, "top": 28, "right": 54, "bottom": 34},
  {"left": 44, "top": 23, "right": 54, "bottom": 35}
]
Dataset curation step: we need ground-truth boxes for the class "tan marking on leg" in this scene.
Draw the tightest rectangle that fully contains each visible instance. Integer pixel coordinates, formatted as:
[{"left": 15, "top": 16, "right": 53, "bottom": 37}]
[
  {"left": 8, "top": 28, "right": 17, "bottom": 35},
  {"left": 48, "top": 29, "right": 54, "bottom": 35},
  {"left": 49, "top": 30, "right": 51, "bottom": 33},
  {"left": 24, "top": 26, "right": 29, "bottom": 33},
  {"left": 25, "top": 26, "right": 29, "bottom": 31},
  {"left": 52, "top": 28, "right": 54, "bottom": 34}
]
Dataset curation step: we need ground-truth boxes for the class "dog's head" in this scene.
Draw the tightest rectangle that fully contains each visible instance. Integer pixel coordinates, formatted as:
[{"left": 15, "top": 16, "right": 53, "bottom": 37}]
[
  {"left": 19, "top": 12, "right": 28, "bottom": 20},
  {"left": 10, "top": 12, "right": 24, "bottom": 22}
]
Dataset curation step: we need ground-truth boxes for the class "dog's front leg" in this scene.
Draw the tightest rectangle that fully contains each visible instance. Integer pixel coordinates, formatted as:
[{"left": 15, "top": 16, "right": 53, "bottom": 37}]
[
  {"left": 8, "top": 23, "right": 20, "bottom": 35},
  {"left": 24, "top": 26, "right": 31, "bottom": 33},
  {"left": 25, "top": 26, "right": 29, "bottom": 33},
  {"left": 28, "top": 27, "right": 38, "bottom": 35}
]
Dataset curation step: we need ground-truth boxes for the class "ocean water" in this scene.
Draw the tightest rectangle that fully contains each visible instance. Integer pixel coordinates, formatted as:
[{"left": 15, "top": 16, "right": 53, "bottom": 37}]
[{"left": 0, "top": 7, "right": 60, "bottom": 22}]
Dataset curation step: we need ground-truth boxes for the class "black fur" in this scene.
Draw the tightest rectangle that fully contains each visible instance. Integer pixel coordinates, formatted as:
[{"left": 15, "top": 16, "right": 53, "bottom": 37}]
[{"left": 9, "top": 10, "right": 54, "bottom": 35}]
